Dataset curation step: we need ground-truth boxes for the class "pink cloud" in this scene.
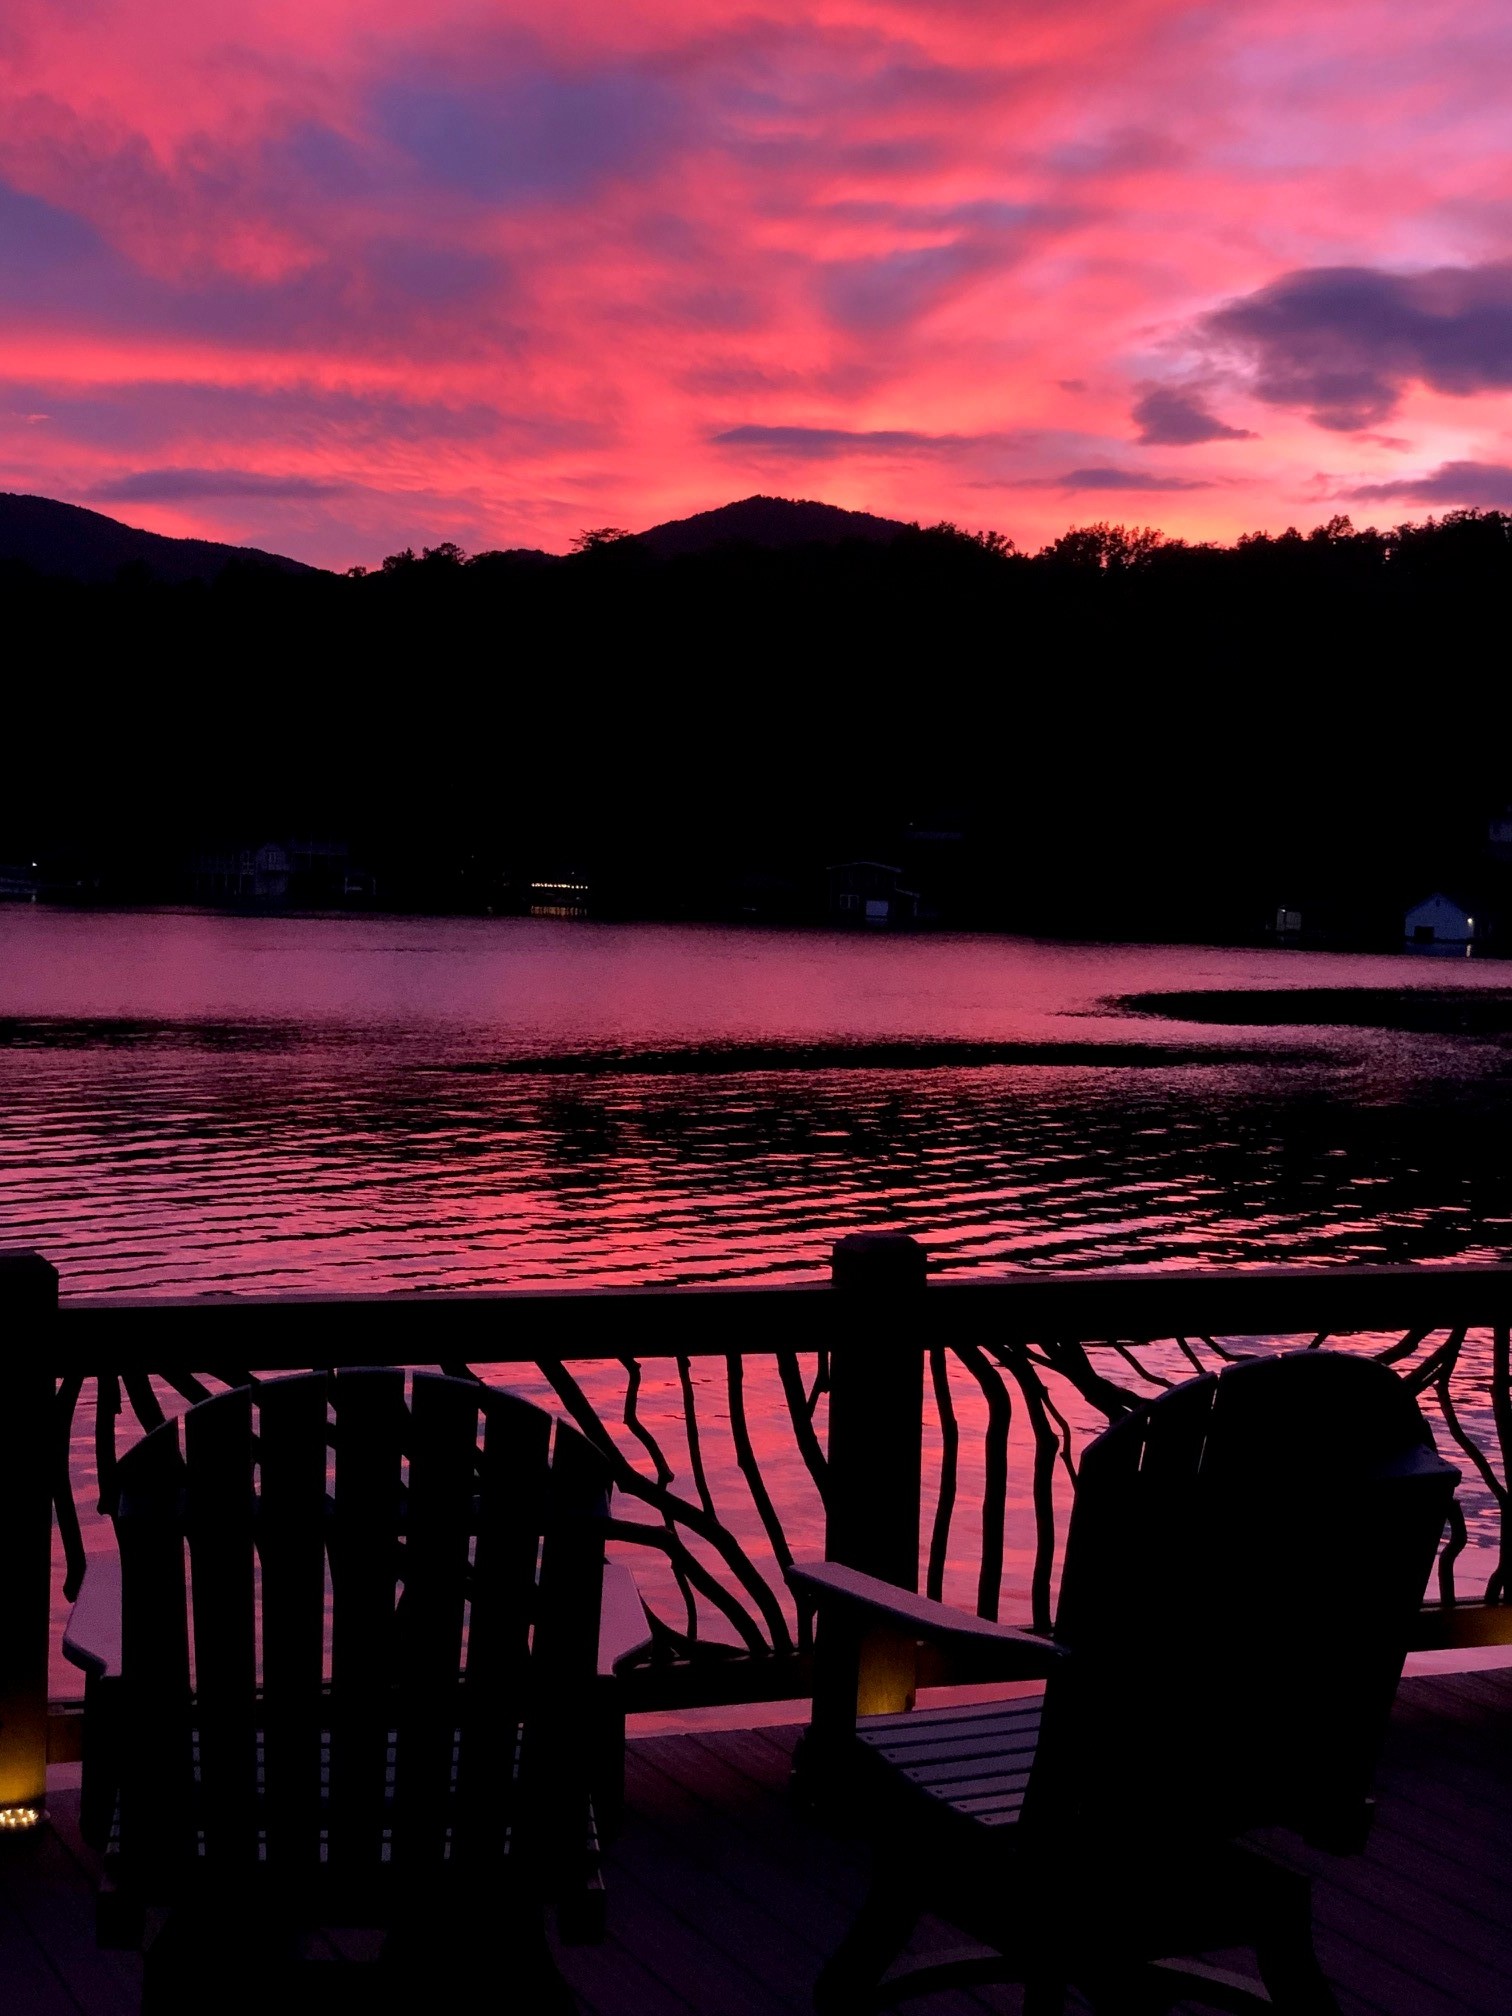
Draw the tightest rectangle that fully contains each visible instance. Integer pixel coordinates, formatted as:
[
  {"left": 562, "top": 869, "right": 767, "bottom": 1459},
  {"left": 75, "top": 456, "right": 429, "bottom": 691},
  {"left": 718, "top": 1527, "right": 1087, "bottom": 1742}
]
[{"left": 0, "top": 2, "right": 1508, "bottom": 564}]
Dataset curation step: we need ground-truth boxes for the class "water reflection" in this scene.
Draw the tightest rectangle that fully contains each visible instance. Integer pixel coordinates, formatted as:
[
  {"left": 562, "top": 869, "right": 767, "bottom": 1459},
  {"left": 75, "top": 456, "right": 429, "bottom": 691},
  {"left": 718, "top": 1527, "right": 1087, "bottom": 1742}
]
[
  {"left": 0, "top": 914, "right": 1510, "bottom": 1290},
  {"left": 11, "top": 910, "right": 1512, "bottom": 1691}
]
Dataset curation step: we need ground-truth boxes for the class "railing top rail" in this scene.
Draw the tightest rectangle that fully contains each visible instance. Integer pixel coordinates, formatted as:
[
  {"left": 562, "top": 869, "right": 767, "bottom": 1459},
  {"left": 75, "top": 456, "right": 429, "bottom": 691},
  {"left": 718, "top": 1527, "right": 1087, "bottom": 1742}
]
[{"left": 34, "top": 1259, "right": 1512, "bottom": 1374}]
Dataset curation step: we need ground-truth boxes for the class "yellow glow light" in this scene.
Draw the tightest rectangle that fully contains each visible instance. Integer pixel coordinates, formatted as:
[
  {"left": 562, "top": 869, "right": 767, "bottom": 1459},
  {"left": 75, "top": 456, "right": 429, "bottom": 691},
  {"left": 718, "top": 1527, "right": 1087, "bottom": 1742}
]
[{"left": 0, "top": 1805, "right": 42, "bottom": 1831}]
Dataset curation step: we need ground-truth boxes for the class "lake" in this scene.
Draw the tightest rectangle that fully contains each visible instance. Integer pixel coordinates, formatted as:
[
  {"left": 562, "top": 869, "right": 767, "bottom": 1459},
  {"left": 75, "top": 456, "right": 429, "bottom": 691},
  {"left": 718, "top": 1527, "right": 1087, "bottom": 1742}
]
[
  {"left": 4, "top": 907, "right": 1510, "bottom": 1683},
  {"left": 5, "top": 908, "right": 1512, "bottom": 1295}
]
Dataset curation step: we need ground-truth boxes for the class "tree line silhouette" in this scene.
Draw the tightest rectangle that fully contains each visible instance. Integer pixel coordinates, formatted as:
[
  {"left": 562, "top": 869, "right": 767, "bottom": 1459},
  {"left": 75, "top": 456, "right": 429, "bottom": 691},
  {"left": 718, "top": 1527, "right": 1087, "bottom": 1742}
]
[{"left": 5, "top": 507, "right": 1508, "bottom": 939}]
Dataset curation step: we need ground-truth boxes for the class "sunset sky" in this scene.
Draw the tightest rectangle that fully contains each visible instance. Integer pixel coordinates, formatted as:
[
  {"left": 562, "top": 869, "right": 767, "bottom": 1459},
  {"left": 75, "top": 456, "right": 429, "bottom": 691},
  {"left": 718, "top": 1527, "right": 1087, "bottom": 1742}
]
[{"left": 2, "top": 0, "right": 1511, "bottom": 567}]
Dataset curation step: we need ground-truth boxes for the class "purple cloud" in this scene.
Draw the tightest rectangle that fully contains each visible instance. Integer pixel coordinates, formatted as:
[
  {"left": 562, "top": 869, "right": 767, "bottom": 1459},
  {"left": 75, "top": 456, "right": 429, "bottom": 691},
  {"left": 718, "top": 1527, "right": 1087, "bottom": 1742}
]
[
  {"left": 1345, "top": 460, "right": 1512, "bottom": 508},
  {"left": 376, "top": 68, "right": 687, "bottom": 201},
  {"left": 1019, "top": 466, "right": 1211, "bottom": 492},
  {"left": 1204, "top": 260, "right": 1512, "bottom": 430},
  {"left": 0, "top": 179, "right": 105, "bottom": 283},
  {"left": 713, "top": 423, "right": 989, "bottom": 457},
  {"left": 815, "top": 203, "right": 1063, "bottom": 334},
  {"left": 87, "top": 468, "right": 347, "bottom": 503},
  {"left": 1132, "top": 385, "right": 1255, "bottom": 445},
  {"left": 819, "top": 241, "right": 990, "bottom": 333}
]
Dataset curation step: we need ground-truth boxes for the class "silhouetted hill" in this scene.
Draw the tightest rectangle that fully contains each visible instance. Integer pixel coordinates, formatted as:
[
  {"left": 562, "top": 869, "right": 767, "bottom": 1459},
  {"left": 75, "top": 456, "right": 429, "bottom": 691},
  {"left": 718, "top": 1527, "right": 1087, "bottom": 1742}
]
[
  {"left": 0, "top": 492, "right": 318, "bottom": 586},
  {"left": 636, "top": 494, "right": 909, "bottom": 557},
  {"left": 4, "top": 497, "right": 1511, "bottom": 939}
]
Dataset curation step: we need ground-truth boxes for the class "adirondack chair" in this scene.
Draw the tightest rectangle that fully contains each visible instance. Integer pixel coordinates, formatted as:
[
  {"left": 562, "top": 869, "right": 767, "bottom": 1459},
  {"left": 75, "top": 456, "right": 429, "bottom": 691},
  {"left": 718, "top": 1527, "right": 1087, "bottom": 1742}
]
[
  {"left": 71, "top": 1369, "right": 615, "bottom": 2015},
  {"left": 791, "top": 1349, "right": 1459, "bottom": 2015}
]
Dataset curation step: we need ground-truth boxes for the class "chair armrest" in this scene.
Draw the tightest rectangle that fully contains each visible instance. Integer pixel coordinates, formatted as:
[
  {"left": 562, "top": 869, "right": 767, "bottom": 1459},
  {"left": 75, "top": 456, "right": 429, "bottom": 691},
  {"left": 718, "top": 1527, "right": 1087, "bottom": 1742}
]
[
  {"left": 63, "top": 1552, "right": 122, "bottom": 1681},
  {"left": 598, "top": 1561, "right": 654, "bottom": 1678},
  {"left": 789, "top": 1560, "right": 1065, "bottom": 1678}
]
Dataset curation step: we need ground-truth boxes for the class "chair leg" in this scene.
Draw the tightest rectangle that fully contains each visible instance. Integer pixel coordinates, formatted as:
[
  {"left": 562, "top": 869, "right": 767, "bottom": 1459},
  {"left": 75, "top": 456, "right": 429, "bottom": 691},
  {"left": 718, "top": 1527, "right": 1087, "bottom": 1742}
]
[
  {"left": 1249, "top": 1862, "right": 1346, "bottom": 2007},
  {"left": 1023, "top": 1980, "right": 1068, "bottom": 2015},
  {"left": 1255, "top": 1904, "right": 1341, "bottom": 2015},
  {"left": 1080, "top": 1966, "right": 1176, "bottom": 2015},
  {"left": 815, "top": 1867, "right": 921, "bottom": 2016},
  {"left": 382, "top": 1900, "right": 577, "bottom": 2016},
  {"left": 142, "top": 1906, "right": 299, "bottom": 2016}
]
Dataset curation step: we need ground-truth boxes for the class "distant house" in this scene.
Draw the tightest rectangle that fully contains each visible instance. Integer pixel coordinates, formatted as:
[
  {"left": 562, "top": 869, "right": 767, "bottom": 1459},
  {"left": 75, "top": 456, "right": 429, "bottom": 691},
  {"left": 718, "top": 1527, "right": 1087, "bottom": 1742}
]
[
  {"left": 0, "top": 863, "right": 40, "bottom": 902},
  {"left": 1404, "top": 892, "right": 1478, "bottom": 952},
  {"left": 826, "top": 861, "right": 920, "bottom": 925},
  {"left": 1272, "top": 905, "right": 1303, "bottom": 940},
  {"left": 190, "top": 837, "right": 372, "bottom": 906},
  {"left": 191, "top": 841, "right": 291, "bottom": 905}
]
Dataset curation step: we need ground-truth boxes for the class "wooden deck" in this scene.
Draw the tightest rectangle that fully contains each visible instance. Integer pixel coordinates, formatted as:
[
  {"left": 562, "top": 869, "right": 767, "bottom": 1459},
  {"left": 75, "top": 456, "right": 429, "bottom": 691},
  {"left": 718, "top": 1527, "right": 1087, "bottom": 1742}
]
[{"left": 4, "top": 1672, "right": 1510, "bottom": 2014}]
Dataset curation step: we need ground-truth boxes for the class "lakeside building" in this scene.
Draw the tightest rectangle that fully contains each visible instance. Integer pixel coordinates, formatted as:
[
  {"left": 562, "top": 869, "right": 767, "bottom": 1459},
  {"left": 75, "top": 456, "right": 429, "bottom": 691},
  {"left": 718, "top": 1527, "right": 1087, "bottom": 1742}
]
[
  {"left": 0, "top": 862, "right": 40, "bottom": 901},
  {"left": 189, "top": 838, "right": 373, "bottom": 907},
  {"left": 529, "top": 872, "right": 592, "bottom": 918},
  {"left": 1404, "top": 890, "right": 1481, "bottom": 953},
  {"left": 826, "top": 859, "right": 922, "bottom": 925}
]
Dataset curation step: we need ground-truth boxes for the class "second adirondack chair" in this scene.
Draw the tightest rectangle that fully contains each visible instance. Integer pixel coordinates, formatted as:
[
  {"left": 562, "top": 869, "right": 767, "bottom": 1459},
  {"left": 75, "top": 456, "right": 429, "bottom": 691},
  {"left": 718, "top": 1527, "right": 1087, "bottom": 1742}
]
[{"left": 793, "top": 1349, "right": 1459, "bottom": 2014}]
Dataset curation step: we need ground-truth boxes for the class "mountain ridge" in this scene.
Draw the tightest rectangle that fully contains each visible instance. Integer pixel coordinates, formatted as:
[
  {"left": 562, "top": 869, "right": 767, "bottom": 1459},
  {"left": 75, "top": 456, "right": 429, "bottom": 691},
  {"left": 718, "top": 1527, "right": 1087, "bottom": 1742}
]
[
  {"left": 0, "top": 491, "right": 319, "bottom": 585},
  {"left": 633, "top": 493, "right": 911, "bottom": 557},
  {"left": 0, "top": 488, "right": 916, "bottom": 583}
]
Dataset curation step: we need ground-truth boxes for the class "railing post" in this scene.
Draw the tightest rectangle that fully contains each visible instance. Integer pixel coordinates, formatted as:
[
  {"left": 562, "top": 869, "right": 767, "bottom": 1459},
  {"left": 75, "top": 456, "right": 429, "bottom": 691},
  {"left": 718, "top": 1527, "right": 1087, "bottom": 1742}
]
[
  {"left": 826, "top": 1232, "right": 926, "bottom": 1592},
  {"left": 0, "top": 1252, "right": 57, "bottom": 1818}
]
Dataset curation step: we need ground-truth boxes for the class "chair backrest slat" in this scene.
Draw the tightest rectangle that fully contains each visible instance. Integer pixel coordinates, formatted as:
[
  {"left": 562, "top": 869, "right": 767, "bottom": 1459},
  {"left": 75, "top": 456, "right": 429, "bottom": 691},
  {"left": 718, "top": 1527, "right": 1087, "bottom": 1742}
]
[
  {"left": 256, "top": 1375, "right": 330, "bottom": 1875},
  {"left": 453, "top": 1388, "right": 553, "bottom": 1864},
  {"left": 114, "top": 1369, "right": 611, "bottom": 1906},
  {"left": 185, "top": 1389, "right": 258, "bottom": 1868},
  {"left": 524, "top": 1417, "right": 611, "bottom": 1868},
  {"left": 117, "top": 1419, "right": 195, "bottom": 1877},
  {"left": 392, "top": 1374, "right": 478, "bottom": 1867},
  {"left": 328, "top": 1369, "right": 406, "bottom": 1878}
]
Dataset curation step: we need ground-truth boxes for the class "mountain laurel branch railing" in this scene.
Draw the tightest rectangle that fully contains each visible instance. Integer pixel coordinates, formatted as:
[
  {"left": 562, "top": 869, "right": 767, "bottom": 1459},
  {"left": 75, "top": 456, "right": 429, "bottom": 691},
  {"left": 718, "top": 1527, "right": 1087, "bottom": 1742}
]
[{"left": 3, "top": 1236, "right": 1512, "bottom": 1816}]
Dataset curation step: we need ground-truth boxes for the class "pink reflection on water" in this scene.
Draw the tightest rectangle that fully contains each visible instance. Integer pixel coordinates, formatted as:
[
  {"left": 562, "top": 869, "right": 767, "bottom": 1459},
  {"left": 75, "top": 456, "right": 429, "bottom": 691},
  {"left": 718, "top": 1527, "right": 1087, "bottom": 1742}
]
[{"left": 15, "top": 909, "right": 1512, "bottom": 1694}]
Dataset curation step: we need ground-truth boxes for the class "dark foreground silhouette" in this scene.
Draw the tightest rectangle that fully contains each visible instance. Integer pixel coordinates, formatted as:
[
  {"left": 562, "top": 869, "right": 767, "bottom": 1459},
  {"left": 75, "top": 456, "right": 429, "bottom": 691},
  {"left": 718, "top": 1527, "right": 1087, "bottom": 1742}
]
[{"left": 5, "top": 494, "right": 1510, "bottom": 939}]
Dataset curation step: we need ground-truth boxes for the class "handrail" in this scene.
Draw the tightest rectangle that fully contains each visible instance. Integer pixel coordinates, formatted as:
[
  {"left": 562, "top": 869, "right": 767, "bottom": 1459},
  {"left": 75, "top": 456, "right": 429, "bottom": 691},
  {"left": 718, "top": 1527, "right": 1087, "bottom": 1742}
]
[
  {"left": 5, "top": 1243, "right": 1512, "bottom": 1819},
  {"left": 52, "top": 1260, "right": 1512, "bottom": 1372}
]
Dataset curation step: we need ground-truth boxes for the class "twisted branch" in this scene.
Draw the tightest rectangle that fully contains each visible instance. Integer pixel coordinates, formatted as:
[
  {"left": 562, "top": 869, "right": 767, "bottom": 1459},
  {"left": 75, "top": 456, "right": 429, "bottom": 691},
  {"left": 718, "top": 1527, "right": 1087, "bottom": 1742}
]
[
  {"left": 992, "top": 1345, "right": 1061, "bottom": 1636},
  {"left": 54, "top": 1373, "right": 86, "bottom": 1601},
  {"left": 535, "top": 1356, "right": 791, "bottom": 1654},
  {"left": 726, "top": 1355, "right": 799, "bottom": 1655},
  {"left": 952, "top": 1342, "right": 1011, "bottom": 1621},
  {"left": 926, "top": 1345, "right": 959, "bottom": 1603},
  {"left": 776, "top": 1350, "right": 829, "bottom": 1506}
]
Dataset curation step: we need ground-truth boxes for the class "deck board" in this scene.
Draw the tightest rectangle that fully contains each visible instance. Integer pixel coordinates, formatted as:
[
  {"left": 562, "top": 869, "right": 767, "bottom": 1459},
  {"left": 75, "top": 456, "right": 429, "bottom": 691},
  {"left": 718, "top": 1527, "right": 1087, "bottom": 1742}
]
[{"left": 2, "top": 1671, "right": 1507, "bottom": 2014}]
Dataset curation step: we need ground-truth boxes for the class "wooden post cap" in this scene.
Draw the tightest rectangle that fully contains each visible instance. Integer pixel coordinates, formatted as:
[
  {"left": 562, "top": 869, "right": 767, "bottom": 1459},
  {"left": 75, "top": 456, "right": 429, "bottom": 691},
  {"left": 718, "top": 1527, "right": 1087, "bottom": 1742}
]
[
  {"left": 831, "top": 1233, "right": 927, "bottom": 1293},
  {"left": 0, "top": 1253, "right": 59, "bottom": 1310}
]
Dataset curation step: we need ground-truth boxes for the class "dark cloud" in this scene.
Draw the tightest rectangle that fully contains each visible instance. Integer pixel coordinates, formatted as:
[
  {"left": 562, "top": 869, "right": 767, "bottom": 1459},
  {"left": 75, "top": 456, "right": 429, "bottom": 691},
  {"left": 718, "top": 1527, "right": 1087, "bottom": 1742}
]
[
  {"left": 0, "top": 377, "right": 519, "bottom": 457},
  {"left": 713, "top": 423, "right": 989, "bottom": 457},
  {"left": 0, "top": 178, "right": 105, "bottom": 281},
  {"left": 814, "top": 202, "right": 1064, "bottom": 335},
  {"left": 1132, "top": 385, "right": 1255, "bottom": 445},
  {"left": 87, "top": 468, "right": 347, "bottom": 503},
  {"left": 819, "top": 240, "right": 989, "bottom": 333},
  {"left": 376, "top": 69, "right": 686, "bottom": 200},
  {"left": 1018, "top": 466, "right": 1212, "bottom": 492},
  {"left": 1049, "top": 127, "right": 1186, "bottom": 177},
  {"left": 1345, "top": 460, "right": 1512, "bottom": 508},
  {"left": 1204, "top": 259, "right": 1512, "bottom": 430},
  {"left": 0, "top": 157, "right": 513, "bottom": 359}
]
